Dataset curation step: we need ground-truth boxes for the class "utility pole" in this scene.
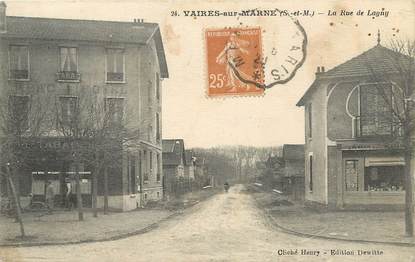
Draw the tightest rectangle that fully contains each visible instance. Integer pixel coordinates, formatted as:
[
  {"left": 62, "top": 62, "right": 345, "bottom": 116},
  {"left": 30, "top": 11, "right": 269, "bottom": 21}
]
[
  {"left": 404, "top": 98, "right": 414, "bottom": 236},
  {"left": 74, "top": 150, "right": 83, "bottom": 221},
  {"left": 103, "top": 166, "right": 109, "bottom": 214},
  {"left": 6, "top": 163, "right": 25, "bottom": 238}
]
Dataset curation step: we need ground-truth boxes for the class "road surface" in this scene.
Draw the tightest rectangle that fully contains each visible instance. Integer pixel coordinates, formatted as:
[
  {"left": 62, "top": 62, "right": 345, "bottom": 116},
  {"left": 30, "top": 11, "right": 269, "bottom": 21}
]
[{"left": 1, "top": 185, "right": 414, "bottom": 262}]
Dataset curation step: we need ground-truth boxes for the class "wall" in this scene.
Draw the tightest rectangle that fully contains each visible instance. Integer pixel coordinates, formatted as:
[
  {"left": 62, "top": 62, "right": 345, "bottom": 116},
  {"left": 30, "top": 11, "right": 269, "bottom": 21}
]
[
  {"left": 304, "top": 80, "right": 328, "bottom": 204},
  {"left": 97, "top": 194, "right": 140, "bottom": 211},
  {"left": 327, "top": 145, "right": 339, "bottom": 208},
  {"left": 184, "top": 165, "right": 195, "bottom": 180},
  {"left": 138, "top": 38, "right": 163, "bottom": 201},
  {"left": 284, "top": 159, "right": 304, "bottom": 177},
  {"left": 327, "top": 81, "right": 360, "bottom": 140}
]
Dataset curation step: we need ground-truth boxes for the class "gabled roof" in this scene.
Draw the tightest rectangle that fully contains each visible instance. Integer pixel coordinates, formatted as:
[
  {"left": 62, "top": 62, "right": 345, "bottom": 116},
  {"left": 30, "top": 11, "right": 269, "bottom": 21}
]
[
  {"left": 282, "top": 144, "right": 304, "bottom": 161},
  {"left": 2, "top": 16, "right": 168, "bottom": 78},
  {"left": 297, "top": 44, "right": 412, "bottom": 106},
  {"left": 323, "top": 44, "right": 411, "bottom": 78}
]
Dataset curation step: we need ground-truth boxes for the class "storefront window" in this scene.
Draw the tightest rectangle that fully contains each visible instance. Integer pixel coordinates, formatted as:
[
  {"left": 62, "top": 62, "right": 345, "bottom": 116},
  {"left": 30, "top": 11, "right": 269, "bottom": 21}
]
[
  {"left": 345, "top": 160, "right": 359, "bottom": 191},
  {"left": 364, "top": 166, "right": 404, "bottom": 191}
]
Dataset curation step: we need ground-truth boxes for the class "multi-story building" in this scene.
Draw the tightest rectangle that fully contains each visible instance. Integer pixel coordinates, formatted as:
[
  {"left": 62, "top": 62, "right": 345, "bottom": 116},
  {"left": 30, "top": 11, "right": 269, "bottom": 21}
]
[
  {"left": 0, "top": 2, "right": 168, "bottom": 211},
  {"left": 297, "top": 39, "right": 410, "bottom": 210}
]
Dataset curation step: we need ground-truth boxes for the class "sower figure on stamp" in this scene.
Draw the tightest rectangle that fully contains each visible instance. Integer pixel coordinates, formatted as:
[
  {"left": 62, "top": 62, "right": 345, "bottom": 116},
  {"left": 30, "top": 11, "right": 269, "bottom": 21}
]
[
  {"left": 45, "top": 181, "right": 54, "bottom": 214},
  {"left": 216, "top": 32, "right": 252, "bottom": 91}
]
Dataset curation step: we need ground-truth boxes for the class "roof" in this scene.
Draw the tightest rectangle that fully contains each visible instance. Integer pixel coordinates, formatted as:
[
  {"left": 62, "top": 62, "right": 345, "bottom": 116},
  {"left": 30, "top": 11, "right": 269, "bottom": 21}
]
[
  {"left": 282, "top": 144, "right": 305, "bottom": 161},
  {"left": 297, "top": 44, "right": 413, "bottom": 106},
  {"left": 323, "top": 44, "right": 411, "bottom": 78},
  {"left": 162, "top": 139, "right": 185, "bottom": 166},
  {"left": 2, "top": 16, "right": 168, "bottom": 78},
  {"left": 162, "top": 139, "right": 184, "bottom": 153}
]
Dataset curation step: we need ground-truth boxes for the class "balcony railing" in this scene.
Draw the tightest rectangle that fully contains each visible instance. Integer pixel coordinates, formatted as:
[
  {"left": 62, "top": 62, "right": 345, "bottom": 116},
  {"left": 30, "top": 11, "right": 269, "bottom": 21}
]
[
  {"left": 106, "top": 72, "right": 124, "bottom": 82},
  {"left": 10, "top": 69, "right": 29, "bottom": 80},
  {"left": 354, "top": 116, "right": 400, "bottom": 138},
  {"left": 56, "top": 71, "right": 81, "bottom": 82}
]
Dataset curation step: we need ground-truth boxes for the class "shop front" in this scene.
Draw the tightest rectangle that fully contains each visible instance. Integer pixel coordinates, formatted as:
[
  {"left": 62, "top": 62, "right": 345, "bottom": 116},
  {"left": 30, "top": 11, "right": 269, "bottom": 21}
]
[
  {"left": 14, "top": 137, "right": 94, "bottom": 209},
  {"left": 339, "top": 143, "right": 405, "bottom": 209},
  {"left": 31, "top": 171, "right": 92, "bottom": 208}
]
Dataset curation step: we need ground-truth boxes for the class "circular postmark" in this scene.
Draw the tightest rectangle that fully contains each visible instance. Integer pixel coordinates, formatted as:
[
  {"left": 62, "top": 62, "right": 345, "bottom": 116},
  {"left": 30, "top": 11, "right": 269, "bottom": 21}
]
[{"left": 205, "top": 8, "right": 307, "bottom": 96}]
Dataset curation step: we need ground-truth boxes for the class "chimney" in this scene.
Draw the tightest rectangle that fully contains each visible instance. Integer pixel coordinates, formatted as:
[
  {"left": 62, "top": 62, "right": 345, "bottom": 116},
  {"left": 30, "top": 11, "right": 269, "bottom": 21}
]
[
  {"left": 316, "top": 66, "right": 326, "bottom": 77},
  {"left": 0, "top": 1, "right": 6, "bottom": 33}
]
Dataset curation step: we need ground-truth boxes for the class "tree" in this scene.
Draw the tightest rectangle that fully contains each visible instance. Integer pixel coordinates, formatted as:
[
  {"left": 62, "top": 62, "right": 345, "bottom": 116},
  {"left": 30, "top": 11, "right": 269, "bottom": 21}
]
[
  {"left": 0, "top": 83, "right": 53, "bottom": 238},
  {"left": 54, "top": 85, "right": 139, "bottom": 219},
  {"left": 366, "top": 38, "right": 415, "bottom": 236}
]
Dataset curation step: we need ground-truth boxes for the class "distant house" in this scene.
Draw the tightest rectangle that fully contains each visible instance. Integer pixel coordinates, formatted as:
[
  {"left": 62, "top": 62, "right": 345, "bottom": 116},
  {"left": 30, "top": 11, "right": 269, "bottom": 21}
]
[
  {"left": 281, "top": 144, "right": 305, "bottom": 201},
  {"left": 184, "top": 150, "right": 195, "bottom": 180},
  {"left": 162, "top": 139, "right": 185, "bottom": 177},
  {"left": 162, "top": 139, "right": 185, "bottom": 197},
  {"left": 263, "top": 145, "right": 304, "bottom": 200}
]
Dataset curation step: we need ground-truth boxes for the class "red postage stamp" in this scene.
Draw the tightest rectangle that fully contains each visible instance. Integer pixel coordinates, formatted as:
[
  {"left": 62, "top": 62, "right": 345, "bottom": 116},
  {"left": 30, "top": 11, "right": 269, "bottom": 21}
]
[{"left": 205, "top": 27, "right": 264, "bottom": 97}]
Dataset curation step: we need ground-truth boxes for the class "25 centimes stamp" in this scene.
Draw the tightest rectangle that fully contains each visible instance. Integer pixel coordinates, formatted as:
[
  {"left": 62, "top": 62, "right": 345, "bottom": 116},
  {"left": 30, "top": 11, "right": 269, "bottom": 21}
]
[
  {"left": 205, "top": 8, "right": 307, "bottom": 97},
  {"left": 206, "top": 27, "right": 264, "bottom": 97}
]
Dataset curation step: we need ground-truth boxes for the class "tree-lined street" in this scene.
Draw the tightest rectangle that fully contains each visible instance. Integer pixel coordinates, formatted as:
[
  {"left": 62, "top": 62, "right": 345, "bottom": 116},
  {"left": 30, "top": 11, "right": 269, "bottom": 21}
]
[{"left": 1, "top": 185, "right": 414, "bottom": 262}]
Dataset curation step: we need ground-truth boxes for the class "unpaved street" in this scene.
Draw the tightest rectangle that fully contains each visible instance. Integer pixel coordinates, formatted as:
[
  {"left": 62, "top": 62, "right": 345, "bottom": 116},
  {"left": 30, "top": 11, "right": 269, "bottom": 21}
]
[{"left": 1, "top": 185, "right": 414, "bottom": 262}]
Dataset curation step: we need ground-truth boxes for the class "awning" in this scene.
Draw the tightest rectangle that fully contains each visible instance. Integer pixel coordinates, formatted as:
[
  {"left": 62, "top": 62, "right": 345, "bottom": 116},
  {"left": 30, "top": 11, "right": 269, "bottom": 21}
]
[{"left": 364, "top": 156, "right": 405, "bottom": 167}]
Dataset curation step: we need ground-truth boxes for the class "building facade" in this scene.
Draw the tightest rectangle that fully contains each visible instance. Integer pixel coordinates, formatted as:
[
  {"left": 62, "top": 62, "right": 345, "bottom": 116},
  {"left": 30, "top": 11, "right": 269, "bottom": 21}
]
[
  {"left": 297, "top": 41, "right": 410, "bottom": 210},
  {"left": 0, "top": 2, "right": 168, "bottom": 211}
]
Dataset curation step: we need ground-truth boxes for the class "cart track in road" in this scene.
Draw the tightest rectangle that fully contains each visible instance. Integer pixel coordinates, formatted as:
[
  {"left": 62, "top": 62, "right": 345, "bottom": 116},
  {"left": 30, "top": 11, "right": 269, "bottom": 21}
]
[{"left": 1, "top": 184, "right": 414, "bottom": 262}]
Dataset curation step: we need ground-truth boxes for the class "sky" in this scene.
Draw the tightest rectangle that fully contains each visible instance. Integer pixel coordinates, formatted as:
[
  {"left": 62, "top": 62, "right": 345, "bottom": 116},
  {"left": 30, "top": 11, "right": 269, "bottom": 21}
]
[{"left": 5, "top": 0, "right": 415, "bottom": 148}]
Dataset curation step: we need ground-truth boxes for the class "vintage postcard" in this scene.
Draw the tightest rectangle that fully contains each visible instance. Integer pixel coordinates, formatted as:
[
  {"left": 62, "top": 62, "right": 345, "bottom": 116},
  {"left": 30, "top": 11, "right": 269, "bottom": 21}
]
[{"left": 0, "top": 0, "right": 414, "bottom": 261}]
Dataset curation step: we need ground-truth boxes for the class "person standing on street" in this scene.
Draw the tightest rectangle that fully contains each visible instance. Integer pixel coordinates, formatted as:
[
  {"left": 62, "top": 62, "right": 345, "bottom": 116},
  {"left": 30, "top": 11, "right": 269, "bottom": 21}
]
[
  {"left": 65, "top": 178, "right": 73, "bottom": 210},
  {"left": 45, "top": 181, "right": 55, "bottom": 214}
]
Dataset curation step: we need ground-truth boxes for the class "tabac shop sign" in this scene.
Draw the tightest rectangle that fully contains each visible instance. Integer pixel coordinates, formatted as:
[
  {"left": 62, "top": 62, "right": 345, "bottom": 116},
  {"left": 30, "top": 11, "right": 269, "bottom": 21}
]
[{"left": 15, "top": 139, "right": 92, "bottom": 151}]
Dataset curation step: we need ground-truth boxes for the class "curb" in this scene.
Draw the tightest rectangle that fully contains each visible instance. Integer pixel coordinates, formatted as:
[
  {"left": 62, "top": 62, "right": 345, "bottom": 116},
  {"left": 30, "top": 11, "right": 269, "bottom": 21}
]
[
  {"left": 250, "top": 192, "right": 415, "bottom": 247},
  {"left": 0, "top": 190, "right": 218, "bottom": 248}
]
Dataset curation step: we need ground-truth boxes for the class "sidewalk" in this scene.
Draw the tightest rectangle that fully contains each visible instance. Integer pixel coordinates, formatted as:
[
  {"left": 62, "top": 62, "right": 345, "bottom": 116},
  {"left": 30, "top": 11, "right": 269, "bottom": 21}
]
[
  {"left": 248, "top": 186, "right": 415, "bottom": 246},
  {"left": 0, "top": 188, "right": 219, "bottom": 246}
]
